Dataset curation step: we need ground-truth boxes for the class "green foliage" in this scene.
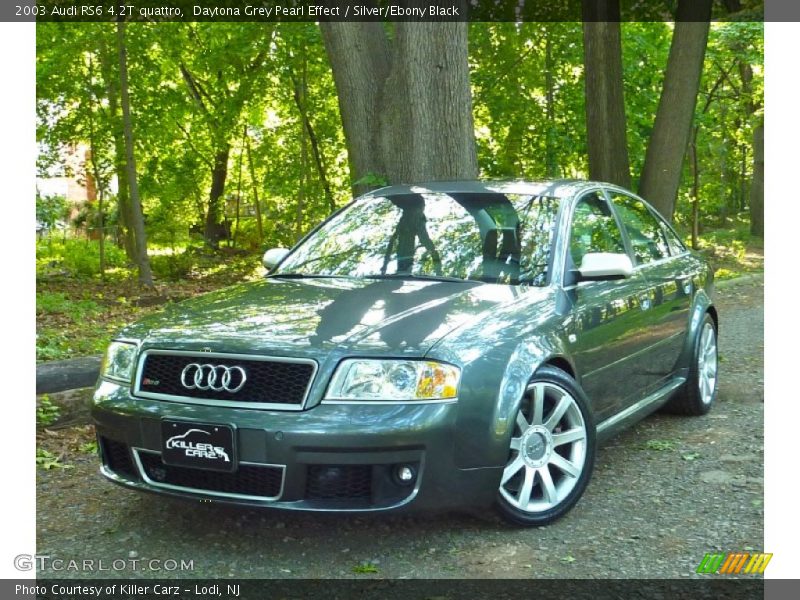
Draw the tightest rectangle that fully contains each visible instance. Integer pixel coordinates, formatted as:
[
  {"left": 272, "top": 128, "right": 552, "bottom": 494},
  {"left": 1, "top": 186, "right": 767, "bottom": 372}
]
[
  {"left": 470, "top": 22, "right": 587, "bottom": 179},
  {"left": 36, "top": 326, "right": 111, "bottom": 362},
  {"left": 36, "top": 331, "right": 71, "bottom": 362},
  {"left": 644, "top": 439, "right": 677, "bottom": 452},
  {"left": 35, "top": 21, "right": 762, "bottom": 291},
  {"left": 62, "top": 240, "right": 127, "bottom": 276},
  {"left": 79, "top": 440, "right": 99, "bottom": 454},
  {"left": 352, "top": 173, "right": 389, "bottom": 189},
  {"left": 36, "top": 288, "right": 113, "bottom": 361},
  {"left": 149, "top": 252, "right": 194, "bottom": 281},
  {"left": 351, "top": 563, "right": 379, "bottom": 574},
  {"left": 694, "top": 219, "right": 763, "bottom": 280},
  {"left": 36, "top": 395, "right": 61, "bottom": 427},
  {"left": 37, "top": 238, "right": 128, "bottom": 277},
  {"left": 36, "top": 448, "right": 73, "bottom": 470},
  {"left": 36, "top": 193, "right": 68, "bottom": 230},
  {"left": 36, "top": 291, "right": 101, "bottom": 318}
]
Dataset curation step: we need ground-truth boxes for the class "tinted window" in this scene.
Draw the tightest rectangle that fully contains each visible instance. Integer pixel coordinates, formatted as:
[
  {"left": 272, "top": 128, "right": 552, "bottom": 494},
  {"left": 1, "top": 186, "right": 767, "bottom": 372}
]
[
  {"left": 569, "top": 192, "right": 626, "bottom": 268},
  {"left": 277, "top": 192, "right": 561, "bottom": 286},
  {"left": 661, "top": 222, "right": 686, "bottom": 256},
  {"left": 609, "top": 193, "right": 670, "bottom": 264}
]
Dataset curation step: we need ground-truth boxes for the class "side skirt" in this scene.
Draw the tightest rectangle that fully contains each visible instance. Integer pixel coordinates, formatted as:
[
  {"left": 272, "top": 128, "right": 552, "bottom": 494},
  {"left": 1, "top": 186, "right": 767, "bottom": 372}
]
[{"left": 596, "top": 376, "right": 687, "bottom": 444}]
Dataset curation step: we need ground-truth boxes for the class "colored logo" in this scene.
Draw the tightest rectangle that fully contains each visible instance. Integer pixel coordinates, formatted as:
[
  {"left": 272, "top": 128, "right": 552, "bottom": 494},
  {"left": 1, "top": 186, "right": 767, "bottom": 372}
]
[{"left": 696, "top": 552, "right": 772, "bottom": 575}]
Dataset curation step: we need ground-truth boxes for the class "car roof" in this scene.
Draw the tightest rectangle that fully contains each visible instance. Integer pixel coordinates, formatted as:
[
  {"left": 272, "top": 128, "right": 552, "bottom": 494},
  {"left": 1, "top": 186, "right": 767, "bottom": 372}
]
[{"left": 360, "top": 179, "right": 604, "bottom": 200}]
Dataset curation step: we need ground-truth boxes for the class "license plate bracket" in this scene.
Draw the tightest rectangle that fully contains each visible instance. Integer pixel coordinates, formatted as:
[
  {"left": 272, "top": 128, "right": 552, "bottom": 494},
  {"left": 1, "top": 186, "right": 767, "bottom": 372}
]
[{"left": 161, "top": 420, "right": 237, "bottom": 472}]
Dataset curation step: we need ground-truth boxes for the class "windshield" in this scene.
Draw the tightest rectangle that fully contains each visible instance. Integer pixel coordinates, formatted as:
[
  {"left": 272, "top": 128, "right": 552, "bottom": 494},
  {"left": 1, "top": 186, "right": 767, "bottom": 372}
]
[{"left": 275, "top": 192, "right": 561, "bottom": 286}]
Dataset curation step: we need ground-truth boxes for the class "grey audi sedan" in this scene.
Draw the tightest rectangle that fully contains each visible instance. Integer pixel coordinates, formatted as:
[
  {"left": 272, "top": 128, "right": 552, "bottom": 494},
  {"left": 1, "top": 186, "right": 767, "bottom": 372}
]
[{"left": 93, "top": 180, "right": 717, "bottom": 525}]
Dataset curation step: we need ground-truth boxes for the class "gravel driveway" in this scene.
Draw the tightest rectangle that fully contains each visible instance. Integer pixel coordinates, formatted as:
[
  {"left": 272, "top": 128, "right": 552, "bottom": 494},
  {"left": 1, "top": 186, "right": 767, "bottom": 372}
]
[{"left": 36, "top": 276, "right": 764, "bottom": 579}]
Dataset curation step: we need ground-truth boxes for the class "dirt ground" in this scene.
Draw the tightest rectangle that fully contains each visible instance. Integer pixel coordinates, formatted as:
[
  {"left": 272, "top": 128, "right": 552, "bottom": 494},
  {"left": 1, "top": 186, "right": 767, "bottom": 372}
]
[{"left": 35, "top": 275, "right": 764, "bottom": 579}]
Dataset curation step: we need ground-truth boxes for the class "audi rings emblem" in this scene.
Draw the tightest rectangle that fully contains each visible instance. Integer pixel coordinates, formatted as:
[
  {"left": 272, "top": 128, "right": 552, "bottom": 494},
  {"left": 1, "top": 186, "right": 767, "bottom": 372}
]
[{"left": 180, "top": 363, "right": 247, "bottom": 393}]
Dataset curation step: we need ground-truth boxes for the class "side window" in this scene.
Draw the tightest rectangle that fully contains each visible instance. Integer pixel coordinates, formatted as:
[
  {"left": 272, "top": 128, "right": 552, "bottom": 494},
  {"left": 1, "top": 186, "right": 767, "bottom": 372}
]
[
  {"left": 569, "top": 192, "right": 627, "bottom": 268},
  {"left": 609, "top": 193, "right": 670, "bottom": 264},
  {"left": 661, "top": 222, "right": 686, "bottom": 256}
]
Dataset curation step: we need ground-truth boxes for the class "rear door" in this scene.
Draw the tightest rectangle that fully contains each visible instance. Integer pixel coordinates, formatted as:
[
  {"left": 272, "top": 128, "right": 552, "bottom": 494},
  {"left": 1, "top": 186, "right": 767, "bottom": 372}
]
[{"left": 605, "top": 189, "right": 693, "bottom": 391}]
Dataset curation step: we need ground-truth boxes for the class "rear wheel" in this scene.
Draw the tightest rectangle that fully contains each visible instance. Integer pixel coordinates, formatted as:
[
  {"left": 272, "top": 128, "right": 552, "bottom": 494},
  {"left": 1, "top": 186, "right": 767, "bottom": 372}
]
[
  {"left": 495, "top": 366, "right": 596, "bottom": 526},
  {"left": 665, "top": 313, "right": 718, "bottom": 415}
]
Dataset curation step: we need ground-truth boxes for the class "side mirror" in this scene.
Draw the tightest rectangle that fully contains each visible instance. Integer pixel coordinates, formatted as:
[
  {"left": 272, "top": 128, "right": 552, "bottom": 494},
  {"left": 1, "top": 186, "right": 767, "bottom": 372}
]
[
  {"left": 577, "top": 252, "right": 633, "bottom": 281},
  {"left": 262, "top": 248, "right": 289, "bottom": 271}
]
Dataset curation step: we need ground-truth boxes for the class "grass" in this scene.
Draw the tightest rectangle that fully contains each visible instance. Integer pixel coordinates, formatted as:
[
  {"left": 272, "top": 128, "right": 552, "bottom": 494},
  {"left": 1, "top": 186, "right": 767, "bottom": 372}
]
[
  {"left": 36, "top": 237, "right": 263, "bottom": 362},
  {"left": 79, "top": 440, "right": 98, "bottom": 454},
  {"left": 36, "top": 448, "right": 72, "bottom": 470},
  {"left": 644, "top": 439, "right": 677, "bottom": 452},
  {"left": 351, "top": 562, "right": 379, "bottom": 574},
  {"left": 36, "top": 395, "right": 61, "bottom": 427},
  {"left": 692, "top": 219, "right": 764, "bottom": 281}
]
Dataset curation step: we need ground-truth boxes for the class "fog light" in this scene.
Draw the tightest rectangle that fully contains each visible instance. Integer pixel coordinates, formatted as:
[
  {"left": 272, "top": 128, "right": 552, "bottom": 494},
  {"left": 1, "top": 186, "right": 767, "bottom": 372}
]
[{"left": 395, "top": 464, "right": 416, "bottom": 485}]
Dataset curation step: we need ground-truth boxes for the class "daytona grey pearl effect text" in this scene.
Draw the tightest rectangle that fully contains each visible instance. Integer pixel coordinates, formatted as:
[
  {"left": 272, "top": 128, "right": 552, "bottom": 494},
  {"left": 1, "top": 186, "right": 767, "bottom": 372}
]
[{"left": 193, "top": 5, "right": 461, "bottom": 18}]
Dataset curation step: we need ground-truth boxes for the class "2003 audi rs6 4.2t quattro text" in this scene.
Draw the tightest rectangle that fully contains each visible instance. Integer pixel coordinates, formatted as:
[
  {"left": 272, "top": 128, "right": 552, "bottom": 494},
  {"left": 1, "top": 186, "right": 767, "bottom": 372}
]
[{"left": 93, "top": 180, "right": 718, "bottom": 525}]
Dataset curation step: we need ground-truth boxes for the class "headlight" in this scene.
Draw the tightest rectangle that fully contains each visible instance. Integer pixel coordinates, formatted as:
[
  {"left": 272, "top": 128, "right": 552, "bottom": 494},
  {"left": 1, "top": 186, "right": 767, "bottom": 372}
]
[
  {"left": 100, "top": 341, "right": 138, "bottom": 384},
  {"left": 325, "top": 359, "right": 460, "bottom": 402}
]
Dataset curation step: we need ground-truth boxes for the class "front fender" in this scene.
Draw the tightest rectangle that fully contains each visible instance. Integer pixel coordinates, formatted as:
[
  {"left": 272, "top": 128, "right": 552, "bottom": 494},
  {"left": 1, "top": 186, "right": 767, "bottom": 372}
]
[{"left": 429, "top": 332, "right": 572, "bottom": 469}]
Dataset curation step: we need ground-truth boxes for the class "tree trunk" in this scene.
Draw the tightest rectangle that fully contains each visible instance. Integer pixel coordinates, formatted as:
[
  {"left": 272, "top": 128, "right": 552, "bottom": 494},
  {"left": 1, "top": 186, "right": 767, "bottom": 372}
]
[
  {"left": 245, "top": 134, "right": 264, "bottom": 244},
  {"left": 749, "top": 121, "right": 764, "bottom": 237},
  {"left": 296, "top": 76, "right": 308, "bottom": 238},
  {"left": 320, "top": 22, "right": 389, "bottom": 195},
  {"left": 582, "top": 0, "right": 631, "bottom": 188},
  {"left": 232, "top": 128, "right": 245, "bottom": 248},
  {"left": 86, "top": 104, "right": 105, "bottom": 279},
  {"left": 116, "top": 20, "right": 153, "bottom": 287},
  {"left": 739, "top": 144, "right": 748, "bottom": 213},
  {"left": 98, "top": 32, "right": 137, "bottom": 260},
  {"left": 638, "top": 0, "right": 713, "bottom": 221},
  {"left": 321, "top": 22, "right": 478, "bottom": 193},
  {"left": 545, "top": 30, "right": 558, "bottom": 179},
  {"left": 204, "top": 145, "right": 230, "bottom": 248},
  {"left": 689, "top": 128, "right": 700, "bottom": 250},
  {"left": 291, "top": 68, "right": 336, "bottom": 214}
]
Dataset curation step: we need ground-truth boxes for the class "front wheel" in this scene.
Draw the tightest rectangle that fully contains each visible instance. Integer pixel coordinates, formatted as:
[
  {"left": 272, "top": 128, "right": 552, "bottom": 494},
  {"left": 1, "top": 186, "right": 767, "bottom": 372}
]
[{"left": 495, "top": 366, "right": 596, "bottom": 526}]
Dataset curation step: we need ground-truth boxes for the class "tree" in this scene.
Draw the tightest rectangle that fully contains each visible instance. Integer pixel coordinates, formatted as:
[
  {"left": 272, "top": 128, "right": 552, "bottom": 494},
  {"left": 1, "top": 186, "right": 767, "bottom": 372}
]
[
  {"left": 320, "top": 22, "right": 478, "bottom": 193},
  {"left": 582, "top": 0, "right": 631, "bottom": 188},
  {"left": 638, "top": 0, "right": 713, "bottom": 220},
  {"left": 749, "top": 120, "right": 763, "bottom": 237},
  {"left": 117, "top": 20, "right": 154, "bottom": 286},
  {"left": 470, "top": 23, "right": 587, "bottom": 180},
  {"left": 164, "top": 24, "right": 275, "bottom": 247}
]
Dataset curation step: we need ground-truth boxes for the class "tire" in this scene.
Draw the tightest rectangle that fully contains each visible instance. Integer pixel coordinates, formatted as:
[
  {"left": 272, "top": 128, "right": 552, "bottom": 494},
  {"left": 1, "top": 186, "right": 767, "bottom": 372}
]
[
  {"left": 665, "top": 313, "right": 718, "bottom": 416},
  {"left": 495, "top": 365, "right": 596, "bottom": 526}
]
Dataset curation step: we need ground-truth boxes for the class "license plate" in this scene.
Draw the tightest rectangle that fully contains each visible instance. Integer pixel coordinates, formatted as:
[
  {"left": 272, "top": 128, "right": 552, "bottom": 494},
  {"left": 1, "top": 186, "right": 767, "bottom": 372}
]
[{"left": 161, "top": 420, "right": 236, "bottom": 472}]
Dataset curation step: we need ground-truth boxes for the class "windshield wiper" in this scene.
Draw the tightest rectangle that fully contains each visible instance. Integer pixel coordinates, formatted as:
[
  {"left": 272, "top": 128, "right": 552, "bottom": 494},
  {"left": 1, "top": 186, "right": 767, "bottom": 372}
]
[
  {"left": 363, "top": 273, "right": 480, "bottom": 284},
  {"left": 269, "top": 272, "right": 343, "bottom": 279}
]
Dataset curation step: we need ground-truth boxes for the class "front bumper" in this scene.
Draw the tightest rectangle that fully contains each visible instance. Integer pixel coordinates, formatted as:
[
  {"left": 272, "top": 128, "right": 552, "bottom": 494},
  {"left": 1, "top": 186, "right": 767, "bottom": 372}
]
[{"left": 92, "top": 380, "right": 503, "bottom": 512}]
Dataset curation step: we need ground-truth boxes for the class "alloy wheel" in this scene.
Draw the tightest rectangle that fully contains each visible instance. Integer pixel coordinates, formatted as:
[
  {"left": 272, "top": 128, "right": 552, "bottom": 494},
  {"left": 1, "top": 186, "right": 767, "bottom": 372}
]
[
  {"left": 500, "top": 381, "right": 588, "bottom": 513},
  {"left": 698, "top": 322, "right": 718, "bottom": 405}
]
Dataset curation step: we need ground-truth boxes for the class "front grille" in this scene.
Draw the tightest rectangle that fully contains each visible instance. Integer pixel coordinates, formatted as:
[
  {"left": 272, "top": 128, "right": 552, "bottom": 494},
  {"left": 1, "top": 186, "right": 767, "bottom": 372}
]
[
  {"left": 305, "top": 465, "right": 373, "bottom": 500},
  {"left": 136, "top": 351, "right": 315, "bottom": 407},
  {"left": 100, "top": 437, "right": 137, "bottom": 479},
  {"left": 137, "top": 451, "right": 283, "bottom": 499}
]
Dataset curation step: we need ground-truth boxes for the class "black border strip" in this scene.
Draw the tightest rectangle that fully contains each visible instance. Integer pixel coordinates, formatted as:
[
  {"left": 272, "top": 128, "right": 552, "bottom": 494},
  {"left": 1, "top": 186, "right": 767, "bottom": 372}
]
[
  {"left": 3, "top": 0, "right": 766, "bottom": 23},
  {"left": 1, "top": 578, "right": 779, "bottom": 600}
]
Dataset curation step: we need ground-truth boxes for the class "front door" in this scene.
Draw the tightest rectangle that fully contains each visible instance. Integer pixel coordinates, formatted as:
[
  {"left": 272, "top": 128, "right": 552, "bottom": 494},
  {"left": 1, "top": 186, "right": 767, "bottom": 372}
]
[{"left": 563, "top": 191, "right": 658, "bottom": 422}]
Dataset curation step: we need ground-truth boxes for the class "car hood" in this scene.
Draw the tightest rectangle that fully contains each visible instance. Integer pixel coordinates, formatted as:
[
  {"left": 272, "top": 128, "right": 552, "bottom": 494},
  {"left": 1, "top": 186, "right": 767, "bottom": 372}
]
[{"left": 123, "top": 277, "right": 542, "bottom": 357}]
